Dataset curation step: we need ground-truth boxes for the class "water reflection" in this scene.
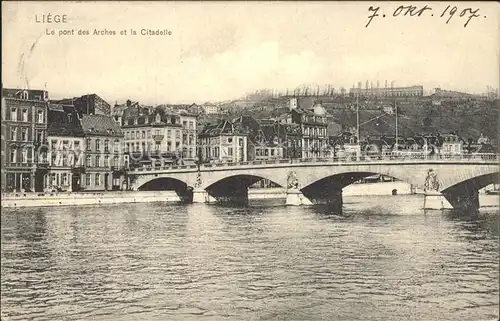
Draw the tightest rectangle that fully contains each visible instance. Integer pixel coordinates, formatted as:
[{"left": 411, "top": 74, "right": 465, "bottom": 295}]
[{"left": 1, "top": 196, "right": 498, "bottom": 321}]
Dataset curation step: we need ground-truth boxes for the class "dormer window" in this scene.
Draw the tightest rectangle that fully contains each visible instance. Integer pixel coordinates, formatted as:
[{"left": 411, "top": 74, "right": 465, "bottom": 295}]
[
  {"left": 155, "top": 114, "right": 161, "bottom": 123},
  {"left": 22, "top": 91, "right": 28, "bottom": 100}
]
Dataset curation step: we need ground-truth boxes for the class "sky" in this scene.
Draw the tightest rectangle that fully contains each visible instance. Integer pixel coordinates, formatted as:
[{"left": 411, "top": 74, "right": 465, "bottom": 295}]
[{"left": 2, "top": 1, "right": 499, "bottom": 105}]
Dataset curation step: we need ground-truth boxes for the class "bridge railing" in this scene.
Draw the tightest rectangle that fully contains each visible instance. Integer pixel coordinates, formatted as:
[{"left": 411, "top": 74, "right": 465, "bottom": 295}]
[{"left": 129, "top": 153, "right": 499, "bottom": 172}]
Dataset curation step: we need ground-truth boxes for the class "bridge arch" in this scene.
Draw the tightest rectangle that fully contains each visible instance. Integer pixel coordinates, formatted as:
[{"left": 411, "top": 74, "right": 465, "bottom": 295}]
[
  {"left": 137, "top": 177, "right": 189, "bottom": 192},
  {"left": 442, "top": 172, "right": 499, "bottom": 194},
  {"left": 203, "top": 173, "right": 285, "bottom": 204}
]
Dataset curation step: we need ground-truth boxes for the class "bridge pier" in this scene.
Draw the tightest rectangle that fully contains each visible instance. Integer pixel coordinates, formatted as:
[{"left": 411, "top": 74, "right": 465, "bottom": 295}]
[
  {"left": 285, "top": 189, "right": 313, "bottom": 206},
  {"left": 424, "top": 189, "right": 480, "bottom": 212},
  {"left": 423, "top": 192, "right": 453, "bottom": 210},
  {"left": 203, "top": 186, "right": 249, "bottom": 205},
  {"left": 286, "top": 188, "right": 343, "bottom": 211},
  {"left": 193, "top": 188, "right": 213, "bottom": 203},
  {"left": 444, "top": 185, "right": 480, "bottom": 212}
]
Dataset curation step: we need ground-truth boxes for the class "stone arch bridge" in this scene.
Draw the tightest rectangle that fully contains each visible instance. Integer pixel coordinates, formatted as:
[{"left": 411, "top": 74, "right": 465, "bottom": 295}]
[{"left": 128, "top": 155, "right": 499, "bottom": 211}]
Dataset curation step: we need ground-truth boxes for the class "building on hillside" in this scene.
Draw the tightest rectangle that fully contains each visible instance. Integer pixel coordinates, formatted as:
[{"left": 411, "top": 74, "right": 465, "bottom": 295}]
[
  {"left": 187, "top": 103, "right": 203, "bottom": 115},
  {"left": 349, "top": 85, "right": 423, "bottom": 98},
  {"left": 1, "top": 88, "right": 49, "bottom": 192},
  {"left": 198, "top": 120, "right": 248, "bottom": 163},
  {"left": 53, "top": 94, "right": 111, "bottom": 116},
  {"left": 46, "top": 104, "right": 86, "bottom": 192},
  {"left": 202, "top": 103, "right": 219, "bottom": 115},
  {"left": 431, "top": 88, "right": 484, "bottom": 101},
  {"left": 80, "top": 114, "right": 126, "bottom": 191}
]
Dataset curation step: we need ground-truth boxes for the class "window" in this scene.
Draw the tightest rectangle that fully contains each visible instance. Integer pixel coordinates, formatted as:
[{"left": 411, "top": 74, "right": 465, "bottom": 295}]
[
  {"left": 175, "top": 130, "right": 180, "bottom": 138},
  {"left": 183, "top": 121, "right": 187, "bottom": 127},
  {"left": 10, "top": 150, "right": 16, "bottom": 163},
  {"left": 37, "top": 110, "right": 44, "bottom": 123},
  {"left": 228, "top": 147, "right": 233, "bottom": 156},
  {"left": 228, "top": 137, "right": 233, "bottom": 143},
  {"left": 166, "top": 129, "right": 171, "bottom": 136},
  {"left": 96, "top": 155, "right": 101, "bottom": 167},
  {"left": 86, "top": 174, "right": 91, "bottom": 186},
  {"left": 125, "top": 132, "right": 129, "bottom": 140},
  {"left": 11, "top": 108, "right": 17, "bottom": 121},
  {"left": 156, "top": 142, "right": 161, "bottom": 151},
  {"left": 21, "top": 148, "right": 28, "bottom": 163},
  {"left": 95, "top": 174, "right": 100, "bottom": 186},
  {"left": 104, "top": 155, "right": 110, "bottom": 167},
  {"left": 141, "top": 131, "right": 145, "bottom": 139},
  {"left": 125, "top": 143, "right": 130, "bottom": 153},
  {"left": 21, "top": 130, "right": 29, "bottom": 143},
  {"left": 114, "top": 139, "right": 120, "bottom": 153},
  {"left": 167, "top": 142, "right": 171, "bottom": 151},
  {"left": 36, "top": 130, "right": 43, "bottom": 142},
  {"left": 62, "top": 174, "right": 68, "bottom": 185},
  {"left": 86, "top": 138, "right": 92, "bottom": 151},
  {"left": 86, "top": 155, "right": 92, "bottom": 167},
  {"left": 74, "top": 141, "right": 80, "bottom": 150},
  {"left": 147, "top": 130, "right": 151, "bottom": 138},
  {"left": 96, "top": 139, "right": 101, "bottom": 151},
  {"left": 10, "top": 127, "right": 17, "bottom": 140},
  {"left": 22, "top": 109, "right": 28, "bottom": 122},
  {"left": 113, "top": 156, "right": 119, "bottom": 167}
]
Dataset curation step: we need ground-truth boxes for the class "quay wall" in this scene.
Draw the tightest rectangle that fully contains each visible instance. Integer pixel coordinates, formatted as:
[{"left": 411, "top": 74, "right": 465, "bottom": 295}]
[{"left": 1, "top": 191, "right": 181, "bottom": 208}]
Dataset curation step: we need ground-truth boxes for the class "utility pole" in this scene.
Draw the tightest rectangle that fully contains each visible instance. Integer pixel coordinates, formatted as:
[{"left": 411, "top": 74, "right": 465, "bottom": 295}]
[
  {"left": 356, "top": 93, "right": 360, "bottom": 143},
  {"left": 395, "top": 99, "right": 398, "bottom": 151},
  {"left": 356, "top": 93, "right": 360, "bottom": 161}
]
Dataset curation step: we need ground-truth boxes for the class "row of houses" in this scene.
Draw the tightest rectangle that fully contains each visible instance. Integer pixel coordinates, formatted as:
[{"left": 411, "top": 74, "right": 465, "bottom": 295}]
[{"left": 1, "top": 87, "right": 494, "bottom": 193}]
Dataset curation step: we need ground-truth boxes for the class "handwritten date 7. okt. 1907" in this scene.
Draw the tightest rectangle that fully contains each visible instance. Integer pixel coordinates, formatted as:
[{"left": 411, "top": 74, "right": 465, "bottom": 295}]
[{"left": 366, "top": 4, "right": 484, "bottom": 28}]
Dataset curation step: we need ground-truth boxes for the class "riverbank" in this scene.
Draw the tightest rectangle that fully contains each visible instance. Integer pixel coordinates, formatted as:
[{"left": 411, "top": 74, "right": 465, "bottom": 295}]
[
  {"left": 1, "top": 191, "right": 182, "bottom": 208},
  {"left": 2, "top": 182, "right": 498, "bottom": 208}
]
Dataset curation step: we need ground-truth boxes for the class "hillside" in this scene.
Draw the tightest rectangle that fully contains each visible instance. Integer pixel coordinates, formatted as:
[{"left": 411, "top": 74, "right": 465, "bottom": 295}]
[{"left": 221, "top": 98, "right": 499, "bottom": 145}]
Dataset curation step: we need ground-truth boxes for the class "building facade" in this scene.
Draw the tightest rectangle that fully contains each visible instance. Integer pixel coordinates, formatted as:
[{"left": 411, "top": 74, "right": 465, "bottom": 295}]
[
  {"left": 1, "top": 88, "right": 49, "bottom": 192},
  {"left": 80, "top": 114, "right": 126, "bottom": 191},
  {"left": 46, "top": 104, "right": 86, "bottom": 192},
  {"left": 198, "top": 120, "right": 248, "bottom": 163},
  {"left": 292, "top": 105, "right": 329, "bottom": 159},
  {"left": 179, "top": 110, "right": 198, "bottom": 160},
  {"left": 53, "top": 94, "right": 111, "bottom": 116}
]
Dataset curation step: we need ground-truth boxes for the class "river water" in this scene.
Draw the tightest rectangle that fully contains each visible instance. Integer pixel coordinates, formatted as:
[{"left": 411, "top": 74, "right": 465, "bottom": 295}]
[{"left": 1, "top": 195, "right": 498, "bottom": 321}]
